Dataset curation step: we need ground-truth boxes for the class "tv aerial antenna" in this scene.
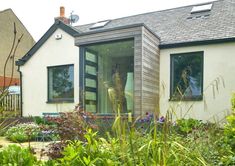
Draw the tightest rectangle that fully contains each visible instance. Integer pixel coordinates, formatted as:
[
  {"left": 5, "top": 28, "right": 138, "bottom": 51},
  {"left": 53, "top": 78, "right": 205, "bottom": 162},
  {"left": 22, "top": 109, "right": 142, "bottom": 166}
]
[{"left": 70, "top": 11, "right": 79, "bottom": 25}]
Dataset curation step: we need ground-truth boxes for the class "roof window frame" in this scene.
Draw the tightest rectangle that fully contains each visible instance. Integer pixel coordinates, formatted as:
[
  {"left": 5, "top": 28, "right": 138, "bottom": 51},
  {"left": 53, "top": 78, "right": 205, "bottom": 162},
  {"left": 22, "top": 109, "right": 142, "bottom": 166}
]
[
  {"left": 90, "top": 20, "right": 110, "bottom": 29},
  {"left": 191, "top": 3, "right": 213, "bottom": 14}
]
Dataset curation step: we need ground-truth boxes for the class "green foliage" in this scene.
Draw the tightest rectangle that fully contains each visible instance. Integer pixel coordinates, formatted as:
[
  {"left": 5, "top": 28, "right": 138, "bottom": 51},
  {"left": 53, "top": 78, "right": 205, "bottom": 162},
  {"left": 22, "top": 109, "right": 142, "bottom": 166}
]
[
  {"left": 33, "top": 116, "right": 56, "bottom": 126},
  {"left": 45, "top": 104, "right": 97, "bottom": 159},
  {"left": 0, "top": 145, "right": 37, "bottom": 165},
  {"left": 231, "top": 93, "right": 235, "bottom": 111},
  {"left": 47, "top": 119, "right": 208, "bottom": 166},
  {"left": 55, "top": 129, "right": 120, "bottom": 166},
  {"left": 182, "top": 122, "right": 234, "bottom": 165},
  {"left": 176, "top": 118, "right": 202, "bottom": 134},
  {"left": 224, "top": 115, "right": 235, "bottom": 151},
  {"left": 224, "top": 93, "right": 235, "bottom": 152},
  {"left": 5, "top": 122, "right": 40, "bottom": 142},
  {"left": 46, "top": 104, "right": 96, "bottom": 141}
]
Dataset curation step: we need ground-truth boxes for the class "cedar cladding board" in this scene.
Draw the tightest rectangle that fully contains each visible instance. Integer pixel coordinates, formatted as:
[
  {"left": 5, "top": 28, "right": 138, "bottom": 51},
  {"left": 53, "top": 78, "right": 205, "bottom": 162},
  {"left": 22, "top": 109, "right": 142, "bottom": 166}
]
[
  {"left": 75, "top": 25, "right": 160, "bottom": 115},
  {"left": 142, "top": 27, "right": 160, "bottom": 114},
  {"left": 0, "top": 9, "right": 35, "bottom": 81}
]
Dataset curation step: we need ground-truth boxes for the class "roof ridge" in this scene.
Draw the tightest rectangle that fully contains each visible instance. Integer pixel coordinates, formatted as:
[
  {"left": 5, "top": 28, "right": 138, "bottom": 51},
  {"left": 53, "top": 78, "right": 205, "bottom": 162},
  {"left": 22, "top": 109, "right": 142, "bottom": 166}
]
[{"left": 0, "top": 8, "right": 12, "bottom": 14}]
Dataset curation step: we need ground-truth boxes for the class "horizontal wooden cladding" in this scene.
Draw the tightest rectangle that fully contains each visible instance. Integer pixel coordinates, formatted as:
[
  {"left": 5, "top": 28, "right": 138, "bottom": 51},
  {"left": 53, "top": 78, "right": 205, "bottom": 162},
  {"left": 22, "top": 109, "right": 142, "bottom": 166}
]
[
  {"left": 75, "top": 27, "right": 142, "bottom": 46},
  {"left": 134, "top": 59, "right": 142, "bottom": 66},
  {"left": 143, "top": 47, "right": 159, "bottom": 62},
  {"left": 133, "top": 31, "right": 142, "bottom": 116},
  {"left": 142, "top": 56, "right": 158, "bottom": 66},
  {"left": 143, "top": 40, "right": 158, "bottom": 54},
  {"left": 143, "top": 69, "right": 159, "bottom": 79},
  {"left": 143, "top": 28, "right": 160, "bottom": 45},
  {"left": 141, "top": 26, "right": 160, "bottom": 115},
  {"left": 142, "top": 97, "right": 158, "bottom": 103},
  {"left": 142, "top": 75, "right": 159, "bottom": 83},
  {"left": 143, "top": 34, "right": 159, "bottom": 47}
]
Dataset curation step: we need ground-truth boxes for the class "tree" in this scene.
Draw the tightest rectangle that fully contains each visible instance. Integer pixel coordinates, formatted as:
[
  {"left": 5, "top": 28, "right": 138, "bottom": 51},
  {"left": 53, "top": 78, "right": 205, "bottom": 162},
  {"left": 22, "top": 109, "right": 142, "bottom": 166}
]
[{"left": 0, "top": 22, "right": 23, "bottom": 115}]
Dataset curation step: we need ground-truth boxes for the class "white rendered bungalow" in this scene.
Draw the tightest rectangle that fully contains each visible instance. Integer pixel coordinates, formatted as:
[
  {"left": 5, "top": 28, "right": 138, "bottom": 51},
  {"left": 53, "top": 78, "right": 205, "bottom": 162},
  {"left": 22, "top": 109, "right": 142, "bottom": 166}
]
[{"left": 17, "top": 0, "right": 235, "bottom": 122}]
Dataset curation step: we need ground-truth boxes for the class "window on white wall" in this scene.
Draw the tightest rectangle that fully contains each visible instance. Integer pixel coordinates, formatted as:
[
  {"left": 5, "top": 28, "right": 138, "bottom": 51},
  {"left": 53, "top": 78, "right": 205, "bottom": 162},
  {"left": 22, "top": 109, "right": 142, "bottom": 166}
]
[
  {"left": 170, "top": 51, "right": 203, "bottom": 100},
  {"left": 48, "top": 64, "right": 74, "bottom": 102}
]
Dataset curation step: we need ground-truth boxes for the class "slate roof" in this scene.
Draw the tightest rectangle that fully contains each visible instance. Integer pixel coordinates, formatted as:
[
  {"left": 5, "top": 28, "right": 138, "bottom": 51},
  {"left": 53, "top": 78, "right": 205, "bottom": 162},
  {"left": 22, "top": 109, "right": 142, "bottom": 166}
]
[{"left": 75, "top": 0, "right": 235, "bottom": 45}]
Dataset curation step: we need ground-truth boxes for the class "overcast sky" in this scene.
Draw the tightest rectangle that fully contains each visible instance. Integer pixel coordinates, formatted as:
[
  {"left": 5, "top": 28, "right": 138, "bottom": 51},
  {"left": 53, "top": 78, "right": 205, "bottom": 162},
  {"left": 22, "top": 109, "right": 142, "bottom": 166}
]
[{"left": 0, "top": 0, "right": 215, "bottom": 41}]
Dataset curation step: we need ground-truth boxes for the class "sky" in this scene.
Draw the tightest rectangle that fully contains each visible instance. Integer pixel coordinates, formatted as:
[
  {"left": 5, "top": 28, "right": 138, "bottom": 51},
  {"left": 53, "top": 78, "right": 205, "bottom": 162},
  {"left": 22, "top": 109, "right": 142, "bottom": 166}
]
[{"left": 0, "top": 0, "right": 215, "bottom": 41}]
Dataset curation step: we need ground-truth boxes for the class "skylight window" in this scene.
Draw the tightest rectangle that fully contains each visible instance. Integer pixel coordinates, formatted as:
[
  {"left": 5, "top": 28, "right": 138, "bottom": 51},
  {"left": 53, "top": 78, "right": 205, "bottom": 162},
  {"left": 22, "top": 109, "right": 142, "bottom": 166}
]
[
  {"left": 191, "top": 3, "right": 213, "bottom": 13},
  {"left": 90, "top": 20, "right": 110, "bottom": 29}
]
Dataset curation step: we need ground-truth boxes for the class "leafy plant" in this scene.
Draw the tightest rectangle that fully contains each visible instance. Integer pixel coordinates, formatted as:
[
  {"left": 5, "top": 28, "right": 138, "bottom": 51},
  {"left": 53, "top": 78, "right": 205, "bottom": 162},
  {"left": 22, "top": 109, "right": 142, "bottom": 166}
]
[
  {"left": 5, "top": 122, "right": 40, "bottom": 142},
  {"left": 46, "top": 104, "right": 96, "bottom": 141},
  {"left": 45, "top": 104, "right": 97, "bottom": 159},
  {"left": 0, "top": 145, "right": 37, "bottom": 165},
  {"left": 33, "top": 116, "right": 55, "bottom": 126},
  {"left": 176, "top": 118, "right": 202, "bottom": 134},
  {"left": 224, "top": 93, "right": 235, "bottom": 152},
  {"left": 46, "top": 142, "right": 67, "bottom": 159},
  {"left": 54, "top": 129, "right": 119, "bottom": 166}
]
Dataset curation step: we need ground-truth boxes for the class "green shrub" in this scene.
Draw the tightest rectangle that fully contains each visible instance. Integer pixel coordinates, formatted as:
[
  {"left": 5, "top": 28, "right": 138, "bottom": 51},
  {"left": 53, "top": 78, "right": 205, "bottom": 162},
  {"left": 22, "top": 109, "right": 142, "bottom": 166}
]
[
  {"left": 46, "top": 104, "right": 96, "bottom": 141},
  {"left": 54, "top": 129, "right": 120, "bottom": 165},
  {"left": 0, "top": 145, "right": 37, "bottom": 165},
  {"left": 224, "top": 93, "right": 235, "bottom": 152},
  {"left": 5, "top": 122, "right": 40, "bottom": 142},
  {"left": 224, "top": 115, "right": 235, "bottom": 151},
  {"left": 33, "top": 116, "right": 56, "bottom": 126},
  {"left": 176, "top": 118, "right": 202, "bottom": 134},
  {"left": 33, "top": 116, "right": 45, "bottom": 125},
  {"left": 45, "top": 104, "right": 97, "bottom": 159}
]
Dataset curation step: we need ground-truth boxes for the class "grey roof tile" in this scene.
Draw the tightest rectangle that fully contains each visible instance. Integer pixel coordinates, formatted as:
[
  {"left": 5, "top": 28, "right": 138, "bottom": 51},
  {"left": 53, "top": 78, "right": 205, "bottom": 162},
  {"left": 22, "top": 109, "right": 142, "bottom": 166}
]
[{"left": 75, "top": 0, "right": 235, "bottom": 45}]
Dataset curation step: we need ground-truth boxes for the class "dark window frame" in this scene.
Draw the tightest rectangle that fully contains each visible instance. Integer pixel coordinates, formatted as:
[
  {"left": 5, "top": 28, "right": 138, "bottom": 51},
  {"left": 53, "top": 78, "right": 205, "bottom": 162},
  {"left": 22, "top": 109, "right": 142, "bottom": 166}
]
[
  {"left": 170, "top": 51, "right": 204, "bottom": 101},
  {"left": 79, "top": 38, "right": 135, "bottom": 113},
  {"left": 47, "top": 64, "right": 74, "bottom": 103}
]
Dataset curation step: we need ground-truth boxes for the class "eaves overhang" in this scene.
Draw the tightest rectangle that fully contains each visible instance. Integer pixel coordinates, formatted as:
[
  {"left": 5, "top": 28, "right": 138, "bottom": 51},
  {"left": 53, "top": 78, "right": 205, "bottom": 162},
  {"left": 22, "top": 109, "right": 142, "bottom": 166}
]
[
  {"left": 159, "top": 37, "right": 235, "bottom": 49},
  {"left": 75, "top": 23, "right": 160, "bottom": 41},
  {"left": 16, "top": 20, "right": 79, "bottom": 66}
]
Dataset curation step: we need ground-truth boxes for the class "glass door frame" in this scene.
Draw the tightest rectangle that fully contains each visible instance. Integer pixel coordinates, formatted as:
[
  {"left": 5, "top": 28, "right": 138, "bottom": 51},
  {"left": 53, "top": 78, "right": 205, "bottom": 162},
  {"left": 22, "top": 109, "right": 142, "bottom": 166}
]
[
  {"left": 79, "top": 47, "right": 98, "bottom": 113},
  {"left": 79, "top": 38, "right": 135, "bottom": 114}
]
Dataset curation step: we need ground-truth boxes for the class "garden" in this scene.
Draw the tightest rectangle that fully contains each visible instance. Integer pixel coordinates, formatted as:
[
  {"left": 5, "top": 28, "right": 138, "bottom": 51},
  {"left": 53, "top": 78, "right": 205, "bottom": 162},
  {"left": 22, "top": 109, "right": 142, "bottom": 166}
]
[{"left": 0, "top": 94, "right": 234, "bottom": 165}]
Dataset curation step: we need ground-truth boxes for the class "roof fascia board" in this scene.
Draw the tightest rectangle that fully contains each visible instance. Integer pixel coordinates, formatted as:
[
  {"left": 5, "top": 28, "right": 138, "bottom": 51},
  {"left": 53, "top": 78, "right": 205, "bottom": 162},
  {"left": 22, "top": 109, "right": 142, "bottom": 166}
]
[
  {"left": 16, "top": 20, "right": 78, "bottom": 66},
  {"left": 75, "top": 23, "right": 160, "bottom": 40},
  {"left": 159, "top": 37, "right": 235, "bottom": 49}
]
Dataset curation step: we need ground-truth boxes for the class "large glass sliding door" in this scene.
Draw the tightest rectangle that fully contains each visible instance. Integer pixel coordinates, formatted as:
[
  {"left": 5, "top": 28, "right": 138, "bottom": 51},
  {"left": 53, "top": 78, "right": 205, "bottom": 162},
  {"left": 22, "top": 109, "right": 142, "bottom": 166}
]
[{"left": 81, "top": 39, "right": 134, "bottom": 114}]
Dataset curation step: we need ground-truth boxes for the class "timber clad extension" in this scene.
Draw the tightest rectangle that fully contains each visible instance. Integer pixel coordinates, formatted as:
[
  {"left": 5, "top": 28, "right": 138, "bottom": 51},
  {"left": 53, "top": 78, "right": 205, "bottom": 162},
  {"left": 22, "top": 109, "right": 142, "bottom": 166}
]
[{"left": 75, "top": 24, "right": 160, "bottom": 115}]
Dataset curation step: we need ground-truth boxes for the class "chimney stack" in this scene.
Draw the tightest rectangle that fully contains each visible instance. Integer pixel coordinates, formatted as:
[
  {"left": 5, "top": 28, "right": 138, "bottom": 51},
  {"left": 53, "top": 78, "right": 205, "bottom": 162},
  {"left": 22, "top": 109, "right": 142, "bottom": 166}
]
[
  {"left": 55, "top": 6, "right": 70, "bottom": 24},
  {"left": 60, "top": 6, "right": 65, "bottom": 17}
]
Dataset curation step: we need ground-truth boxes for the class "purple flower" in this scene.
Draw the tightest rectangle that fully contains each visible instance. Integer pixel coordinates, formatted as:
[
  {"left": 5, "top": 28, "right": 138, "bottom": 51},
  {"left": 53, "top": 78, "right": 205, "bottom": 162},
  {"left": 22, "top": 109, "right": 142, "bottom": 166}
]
[{"left": 158, "top": 116, "right": 165, "bottom": 123}]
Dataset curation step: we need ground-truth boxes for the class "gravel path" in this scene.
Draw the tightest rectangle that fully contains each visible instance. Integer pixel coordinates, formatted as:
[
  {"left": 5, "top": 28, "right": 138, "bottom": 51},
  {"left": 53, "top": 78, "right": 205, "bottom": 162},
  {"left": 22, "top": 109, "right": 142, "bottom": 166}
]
[{"left": 0, "top": 137, "right": 53, "bottom": 160}]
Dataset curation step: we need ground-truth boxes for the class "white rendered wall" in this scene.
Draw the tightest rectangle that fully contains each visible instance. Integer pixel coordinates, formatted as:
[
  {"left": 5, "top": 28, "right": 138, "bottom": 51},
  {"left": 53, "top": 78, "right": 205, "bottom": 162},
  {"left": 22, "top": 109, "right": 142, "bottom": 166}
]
[
  {"left": 160, "top": 42, "right": 235, "bottom": 122},
  {"left": 20, "top": 28, "right": 79, "bottom": 116}
]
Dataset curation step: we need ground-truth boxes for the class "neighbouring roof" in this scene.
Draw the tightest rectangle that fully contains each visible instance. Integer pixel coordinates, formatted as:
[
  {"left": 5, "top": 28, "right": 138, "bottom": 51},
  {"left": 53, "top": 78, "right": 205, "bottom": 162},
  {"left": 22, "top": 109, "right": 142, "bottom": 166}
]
[
  {"left": 0, "top": 8, "right": 35, "bottom": 75},
  {"left": 0, "top": 76, "right": 20, "bottom": 87},
  {"left": 75, "top": 0, "right": 235, "bottom": 46}
]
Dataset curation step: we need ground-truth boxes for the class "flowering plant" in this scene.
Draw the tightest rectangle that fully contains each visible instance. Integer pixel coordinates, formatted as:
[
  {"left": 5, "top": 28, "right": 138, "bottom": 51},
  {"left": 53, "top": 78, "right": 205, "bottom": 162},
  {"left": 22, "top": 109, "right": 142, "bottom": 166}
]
[{"left": 5, "top": 122, "right": 40, "bottom": 142}]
